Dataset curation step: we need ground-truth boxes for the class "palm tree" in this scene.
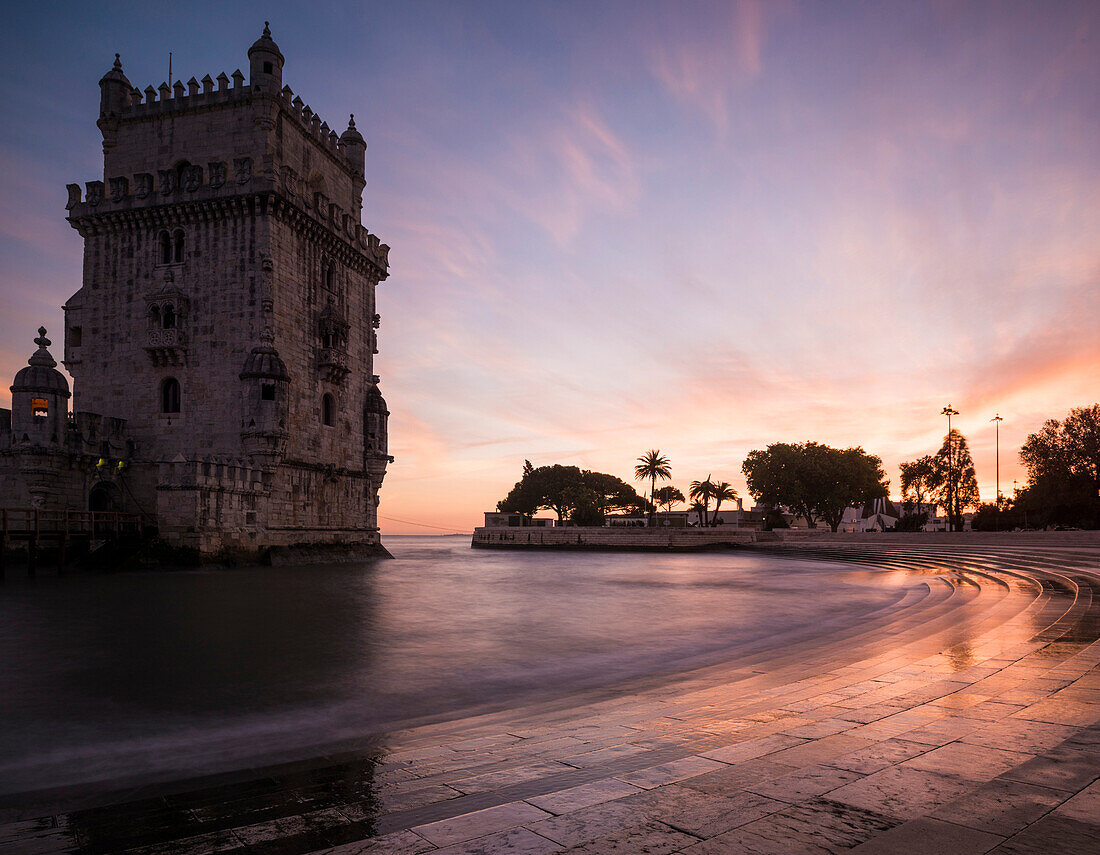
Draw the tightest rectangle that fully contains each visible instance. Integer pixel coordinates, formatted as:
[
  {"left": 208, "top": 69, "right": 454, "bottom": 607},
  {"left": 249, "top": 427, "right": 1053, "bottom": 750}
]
[
  {"left": 710, "top": 481, "right": 739, "bottom": 526},
  {"left": 689, "top": 476, "right": 714, "bottom": 527},
  {"left": 635, "top": 450, "right": 671, "bottom": 527}
]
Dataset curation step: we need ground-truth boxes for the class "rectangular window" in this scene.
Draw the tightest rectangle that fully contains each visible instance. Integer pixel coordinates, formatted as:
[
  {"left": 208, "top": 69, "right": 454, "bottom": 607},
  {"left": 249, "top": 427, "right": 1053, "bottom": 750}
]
[
  {"left": 261, "top": 384, "right": 276, "bottom": 401},
  {"left": 69, "top": 325, "right": 83, "bottom": 347}
]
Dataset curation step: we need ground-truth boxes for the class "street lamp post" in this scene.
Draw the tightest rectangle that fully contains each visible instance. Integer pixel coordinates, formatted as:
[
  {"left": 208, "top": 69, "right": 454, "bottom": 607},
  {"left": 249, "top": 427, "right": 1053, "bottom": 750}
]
[
  {"left": 991, "top": 414, "right": 1003, "bottom": 508},
  {"left": 941, "top": 405, "right": 959, "bottom": 531}
]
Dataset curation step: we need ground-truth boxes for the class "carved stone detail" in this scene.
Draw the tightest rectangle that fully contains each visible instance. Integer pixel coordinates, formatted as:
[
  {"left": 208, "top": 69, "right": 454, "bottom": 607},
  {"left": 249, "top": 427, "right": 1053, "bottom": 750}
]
[
  {"left": 134, "top": 173, "right": 153, "bottom": 199},
  {"left": 109, "top": 177, "right": 129, "bottom": 203},
  {"left": 85, "top": 181, "right": 104, "bottom": 206},
  {"left": 233, "top": 157, "right": 252, "bottom": 185},
  {"left": 208, "top": 161, "right": 226, "bottom": 189},
  {"left": 158, "top": 169, "right": 176, "bottom": 195},
  {"left": 181, "top": 165, "right": 202, "bottom": 193}
]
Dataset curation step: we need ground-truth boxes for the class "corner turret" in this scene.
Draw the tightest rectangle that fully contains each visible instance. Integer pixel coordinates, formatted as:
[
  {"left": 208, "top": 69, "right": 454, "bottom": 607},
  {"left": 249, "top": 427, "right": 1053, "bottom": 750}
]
[
  {"left": 10, "top": 327, "right": 70, "bottom": 443},
  {"left": 97, "top": 54, "right": 131, "bottom": 151},
  {"left": 340, "top": 114, "right": 366, "bottom": 178},
  {"left": 248, "top": 22, "right": 284, "bottom": 92}
]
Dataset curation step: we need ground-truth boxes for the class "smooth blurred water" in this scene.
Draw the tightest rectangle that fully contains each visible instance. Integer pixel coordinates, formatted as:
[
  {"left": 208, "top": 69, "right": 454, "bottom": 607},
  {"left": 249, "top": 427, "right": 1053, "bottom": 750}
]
[{"left": 0, "top": 537, "right": 915, "bottom": 795}]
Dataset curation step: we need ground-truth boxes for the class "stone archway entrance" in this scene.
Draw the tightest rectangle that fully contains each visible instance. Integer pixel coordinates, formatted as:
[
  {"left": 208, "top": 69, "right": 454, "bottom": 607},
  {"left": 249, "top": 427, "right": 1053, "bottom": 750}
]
[{"left": 88, "top": 482, "right": 122, "bottom": 513}]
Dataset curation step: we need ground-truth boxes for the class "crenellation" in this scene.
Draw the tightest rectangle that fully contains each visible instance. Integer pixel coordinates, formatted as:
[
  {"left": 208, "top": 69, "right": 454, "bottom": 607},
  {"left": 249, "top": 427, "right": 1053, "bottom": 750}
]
[
  {"left": 231, "top": 69, "right": 244, "bottom": 89},
  {"left": 187, "top": 76, "right": 199, "bottom": 96},
  {"left": 201, "top": 74, "right": 213, "bottom": 94},
  {"left": 173, "top": 80, "right": 185, "bottom": 99}
]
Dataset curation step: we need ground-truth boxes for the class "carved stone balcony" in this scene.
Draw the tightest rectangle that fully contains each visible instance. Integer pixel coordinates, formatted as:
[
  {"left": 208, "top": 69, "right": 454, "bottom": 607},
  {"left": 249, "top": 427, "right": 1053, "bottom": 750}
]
[
  {"left": 316, "top": 346, "right": 349, "bottom": 383},
  {"left": 145, "top": 327, "right": 187, "bottom": 366}
]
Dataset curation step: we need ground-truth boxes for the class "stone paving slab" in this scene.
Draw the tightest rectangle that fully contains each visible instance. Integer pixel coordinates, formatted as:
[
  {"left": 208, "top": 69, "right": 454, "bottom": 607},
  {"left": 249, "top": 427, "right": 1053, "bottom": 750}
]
[{"left": 2, "top": 543, "right": 1099, "bottom": 854}]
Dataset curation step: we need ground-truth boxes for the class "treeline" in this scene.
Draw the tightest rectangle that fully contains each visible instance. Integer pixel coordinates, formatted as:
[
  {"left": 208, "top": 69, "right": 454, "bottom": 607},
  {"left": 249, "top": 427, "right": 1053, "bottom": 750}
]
[
  {"left": 494, "top": 403, "right": 1100, "bottom": 532},
  {"left": 974, "top": 404, "right": 1099, "bottom": 530}
]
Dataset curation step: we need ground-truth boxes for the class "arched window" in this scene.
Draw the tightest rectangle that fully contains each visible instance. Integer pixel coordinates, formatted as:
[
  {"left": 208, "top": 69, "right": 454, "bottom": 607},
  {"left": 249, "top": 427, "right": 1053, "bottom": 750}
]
[
  {"left": 325, "top": 264, "right": 335, "bottom": 291},
  {"left": 159, "top": 230, "right": 172, "bottom": 264},
  {"left": 31, "top": 397, "right": 49, "bottom": 420},
  {"left": 172, "top": 229, "right": 184, "bottom": 263},
  {"left": 150, "top": 305, "right": 161, "bottom": 327},
  {"left": 162, "top": 303, "right": 176, "bottom": 329},
  {"left": 161, "top": 377, "right": 181, "bottom": 413},
  {"left": 321, "top": 393, "right": 335, "bottom": 427}
]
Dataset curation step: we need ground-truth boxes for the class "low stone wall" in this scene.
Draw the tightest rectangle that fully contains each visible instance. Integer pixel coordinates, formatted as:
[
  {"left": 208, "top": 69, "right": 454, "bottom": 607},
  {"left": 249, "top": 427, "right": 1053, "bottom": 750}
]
[
  {"left": 761, "top": 529, "right": 1100, "bottom": 546},
  {"left": 471, "top": 527, "right": 756, "bottom": 550}
]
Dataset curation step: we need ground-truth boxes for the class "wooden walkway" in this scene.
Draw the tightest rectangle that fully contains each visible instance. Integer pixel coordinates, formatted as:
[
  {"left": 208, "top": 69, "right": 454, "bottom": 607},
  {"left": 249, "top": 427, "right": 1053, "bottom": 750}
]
[{"left": 0, "top": 508, "right": 145, "bottom": 576}]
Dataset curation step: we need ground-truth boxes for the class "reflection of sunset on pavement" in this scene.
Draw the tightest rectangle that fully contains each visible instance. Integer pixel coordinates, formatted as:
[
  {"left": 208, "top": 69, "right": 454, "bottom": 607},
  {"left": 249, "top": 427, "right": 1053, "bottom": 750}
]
[{"left": 1, "top": 2, "right": 1096, "bottom": 534}]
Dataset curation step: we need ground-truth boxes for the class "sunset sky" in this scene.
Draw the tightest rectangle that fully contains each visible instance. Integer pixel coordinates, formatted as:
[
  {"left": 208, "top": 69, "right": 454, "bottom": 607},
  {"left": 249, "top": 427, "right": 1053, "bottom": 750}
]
[{"left": 1, "top": 2, "right": 1097, "bottom": 533}]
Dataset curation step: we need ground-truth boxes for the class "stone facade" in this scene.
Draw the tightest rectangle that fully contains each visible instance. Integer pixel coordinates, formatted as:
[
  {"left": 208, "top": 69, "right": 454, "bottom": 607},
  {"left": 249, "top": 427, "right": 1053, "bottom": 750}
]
[{"left": 0, "top": 25, "right": 392, "bottom": 557}]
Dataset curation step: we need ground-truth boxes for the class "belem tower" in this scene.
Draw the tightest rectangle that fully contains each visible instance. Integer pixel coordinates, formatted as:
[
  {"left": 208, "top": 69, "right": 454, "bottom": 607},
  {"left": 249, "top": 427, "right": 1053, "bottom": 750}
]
[{"left": 0, "top": 25, "right": 393, "bottom": 557}]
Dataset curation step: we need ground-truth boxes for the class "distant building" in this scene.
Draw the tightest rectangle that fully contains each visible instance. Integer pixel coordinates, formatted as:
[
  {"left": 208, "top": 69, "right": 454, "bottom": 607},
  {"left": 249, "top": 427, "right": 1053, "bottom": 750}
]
[
  {"left": 0, "top": 26, "right": 392, "bottom": 557},
  {"left": 482, "top": 512, "right": 554, "bottom": 528}
]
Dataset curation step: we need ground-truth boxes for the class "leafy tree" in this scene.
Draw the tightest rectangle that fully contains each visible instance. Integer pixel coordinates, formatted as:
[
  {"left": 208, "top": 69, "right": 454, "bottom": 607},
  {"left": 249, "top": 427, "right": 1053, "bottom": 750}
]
[
  {"left": 688, "top": 477, "right": 715, "bottom": 527},
  {"left": 814, "top": 446, "right": 889, "bottom": 532},
  {"left": 742, "top": 442, "right": 888, "bottom": 532},
  {"left": 497, "top": 463, "right": 584, "bottom": 522},
  {"left": 1018, "top": 403, "right": 1100, "bottom": 528},
  {"left": 653, "top": 485, "right": 685, "bottom": 513},
  {"left": 895, "top": 511, "right": 929, "bottom": 532},
  {"left": 563, "top": 486, "right": 604, "bottom": 526},
  {"left": 635, "top": 450, "right": 672, "bottom": 527},
  {"left": 742, "top": 444, "right": 816, "bottom": 527},
  {"left": 496, "top": 462, "right": 648, "bottom": 525},
  {"left": 710, "top": 481, "right": 739, "bottom": 526},
  {"left": 928, "top": 429, "right": 980, "bottom": 531},
  {"left": 496, "top": 460, "right": 542, "bottom": 518},
  {"left": 899, "top": 456, "right": 936, "bottom": 516},
  {"left": 581, "top": 471, "right": 649, "bottom": 518}
]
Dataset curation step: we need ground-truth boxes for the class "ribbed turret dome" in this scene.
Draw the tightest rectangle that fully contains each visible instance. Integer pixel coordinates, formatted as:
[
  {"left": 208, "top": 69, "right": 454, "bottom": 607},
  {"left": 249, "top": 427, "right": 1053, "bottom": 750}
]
[
  {"left": 240, "top": 330, "right": 290, "bottom": 381},
  {"left": 99, "top": 53, "right": 130, "bottom": 88},
  {"left": 248, "top": 22, "right": 285, "bottom": 64},
  {"left": 365, "top": 384, "right": 388, "bottom": 414},
  {"left": 11, "top": 327, "right": 70, "bottom": 397},
  {"left": 340, "top": 114, "right": 365, "bottom": 146}
]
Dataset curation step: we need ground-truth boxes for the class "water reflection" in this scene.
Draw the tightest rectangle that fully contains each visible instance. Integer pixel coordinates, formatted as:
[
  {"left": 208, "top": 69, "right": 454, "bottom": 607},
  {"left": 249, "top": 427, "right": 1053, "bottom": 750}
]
[{"left": 0, "top": 537, "right": 918, "bottom": 795}]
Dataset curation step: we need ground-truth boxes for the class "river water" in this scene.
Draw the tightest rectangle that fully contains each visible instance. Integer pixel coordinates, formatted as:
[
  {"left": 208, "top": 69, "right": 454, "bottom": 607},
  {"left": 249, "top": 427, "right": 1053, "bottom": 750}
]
[{"left": 0, "top": 537, "right": 916, "bottom": 796}]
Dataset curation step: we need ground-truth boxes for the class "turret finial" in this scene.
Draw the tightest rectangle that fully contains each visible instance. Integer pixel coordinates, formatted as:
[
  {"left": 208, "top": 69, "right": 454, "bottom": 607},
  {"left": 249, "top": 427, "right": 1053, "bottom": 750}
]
[
  {"left": 27, "top": 325, "right": 58, "bottom": 369},
  {"left": 263, "top": 21, "right": 271, "bottom": 36},
  {"left": 114, "top": 53, "right": 122, "bottom": 70},
  {"left": 348, "top": 113, "right": 356, "bottom": 128}
]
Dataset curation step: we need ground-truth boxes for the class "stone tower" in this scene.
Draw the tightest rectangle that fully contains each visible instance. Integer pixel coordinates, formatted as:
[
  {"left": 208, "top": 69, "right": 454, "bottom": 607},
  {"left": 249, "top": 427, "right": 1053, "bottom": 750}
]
[{"left": 51, "top": 25, "right": 392, "bottom": 555}]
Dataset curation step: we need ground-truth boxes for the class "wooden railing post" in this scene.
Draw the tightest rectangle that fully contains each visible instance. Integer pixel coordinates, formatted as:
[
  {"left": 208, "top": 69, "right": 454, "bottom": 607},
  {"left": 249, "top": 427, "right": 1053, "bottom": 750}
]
[{"left": 28, "top": 509, "right": 39, "bottom": 577}]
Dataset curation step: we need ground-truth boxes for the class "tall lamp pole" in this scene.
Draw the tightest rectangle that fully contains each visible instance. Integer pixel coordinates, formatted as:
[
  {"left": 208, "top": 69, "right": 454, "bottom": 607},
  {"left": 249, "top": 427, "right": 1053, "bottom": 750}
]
[
  {"left": 941, "top": 405, "right": 960, "bottom": 531},
  {"left": 991, "top": 414, "right": 1003, "bottom": 509}
]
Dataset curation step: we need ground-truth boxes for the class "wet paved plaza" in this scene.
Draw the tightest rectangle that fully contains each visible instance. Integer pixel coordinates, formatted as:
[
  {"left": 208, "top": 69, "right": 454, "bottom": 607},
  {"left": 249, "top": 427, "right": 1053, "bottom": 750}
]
[{"left": 2, "top": 542, "right": 1098, "bottom": 854}]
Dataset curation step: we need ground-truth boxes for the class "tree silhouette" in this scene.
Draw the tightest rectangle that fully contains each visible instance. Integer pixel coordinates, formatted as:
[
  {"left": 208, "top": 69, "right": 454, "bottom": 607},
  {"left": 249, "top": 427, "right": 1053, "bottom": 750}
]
[
  {"left": 710, "top": 481, "right": 739, "bottom": 526},
  {"left": 635, "top": 450, "right": 671, "bottom": 527},
  {"left": 653, "top": 485, "right": 685, "bottom": 513},
  {"left": 689, "top": 477, "right": 715, "bottom": 527}
]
